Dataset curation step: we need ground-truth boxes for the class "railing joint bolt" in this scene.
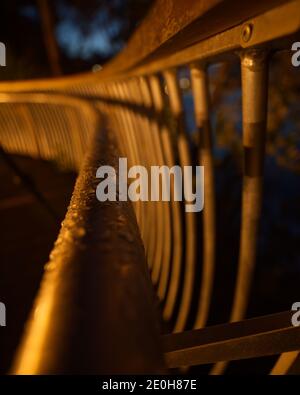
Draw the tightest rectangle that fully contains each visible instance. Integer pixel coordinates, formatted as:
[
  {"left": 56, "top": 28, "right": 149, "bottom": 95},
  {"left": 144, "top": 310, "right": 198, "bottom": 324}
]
[{"left": 241, "top": 23, "right": 253, "bottom": 43}]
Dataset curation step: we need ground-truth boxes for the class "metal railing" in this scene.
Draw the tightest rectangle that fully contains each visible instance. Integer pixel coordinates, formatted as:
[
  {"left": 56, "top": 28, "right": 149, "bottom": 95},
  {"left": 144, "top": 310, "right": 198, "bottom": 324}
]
[{"left": 0, "top": 0, "right": 300, "bottom": 374}]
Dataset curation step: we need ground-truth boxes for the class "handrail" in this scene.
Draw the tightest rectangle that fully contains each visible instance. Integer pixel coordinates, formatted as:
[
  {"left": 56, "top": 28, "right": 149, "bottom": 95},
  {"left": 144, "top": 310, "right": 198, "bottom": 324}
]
[
  {"left": 0, "top": 0, "right": 298, "bottom": 90},
  {"left": 0, "top": 0, "right": 300, "bottom": 375}
]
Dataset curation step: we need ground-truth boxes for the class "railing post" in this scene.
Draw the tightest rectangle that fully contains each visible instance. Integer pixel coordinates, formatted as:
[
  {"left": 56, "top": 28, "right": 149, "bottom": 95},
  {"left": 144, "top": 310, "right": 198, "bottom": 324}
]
[
  {"left": 232, "top": 49, "right": 268, "bottom": 322},
  {"left": 211, "top": 49, "right": 269, "bottom": 375}
]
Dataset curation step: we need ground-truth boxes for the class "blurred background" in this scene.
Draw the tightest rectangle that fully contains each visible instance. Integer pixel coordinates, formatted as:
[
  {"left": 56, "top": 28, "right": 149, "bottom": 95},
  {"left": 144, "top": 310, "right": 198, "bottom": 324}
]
[
  {"left": 0, "top": 0, "right": 300, "bottom": 374},
  {"left": 0, "top": 0, "right": 152, "bottom": 79}
]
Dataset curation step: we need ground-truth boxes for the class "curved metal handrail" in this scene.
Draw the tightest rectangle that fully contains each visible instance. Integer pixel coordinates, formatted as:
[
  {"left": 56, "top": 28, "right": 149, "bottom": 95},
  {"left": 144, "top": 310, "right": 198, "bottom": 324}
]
[{"left": 0, "top": 0, "right": 300, "bottom": 375}]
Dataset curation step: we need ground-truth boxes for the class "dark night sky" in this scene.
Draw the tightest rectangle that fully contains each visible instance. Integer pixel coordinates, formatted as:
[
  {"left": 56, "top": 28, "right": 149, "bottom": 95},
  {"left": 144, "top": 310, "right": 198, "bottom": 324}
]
[{"left": 0, "top": 0, "right": 153, "bottom": 79}]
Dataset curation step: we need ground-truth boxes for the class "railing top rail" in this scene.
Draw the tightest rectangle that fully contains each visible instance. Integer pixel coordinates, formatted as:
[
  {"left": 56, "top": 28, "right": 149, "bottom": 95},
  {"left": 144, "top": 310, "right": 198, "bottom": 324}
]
[
  {"left": 106, "top": 0, "right": 287, "bottom": 73},
  {"left": 0, "top": 0, "right": 296, "bottom": 92}
]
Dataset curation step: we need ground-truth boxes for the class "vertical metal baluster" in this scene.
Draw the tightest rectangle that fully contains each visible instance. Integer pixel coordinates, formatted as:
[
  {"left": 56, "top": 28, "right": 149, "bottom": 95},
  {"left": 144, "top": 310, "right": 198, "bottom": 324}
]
[
  {"left": 127, "top": 77, "right": 163, "bottom": 283},
  {"left": 270, "top": 351, "right": 299, "bottom": 375},
  {"left": 138, "top": 77, "right": 161, "bottom": 270},
  {"left": 164, "top": 68, "right": 196, "bottom": 332},
  {"left": 143, "top": 76, "right": 165, "bottom": 287},
  {"left": 112, "top": 83, "right": 139, "bottom": 223},
  {"left": 138, "top": 77, "right": 155, "bottom": 263},
  {"left": 114, "top": 83, "right": 131, "bottom": 168},
  {"left": 211, "top": 49, "right": 268, "bottom": 375},
  {"left": 113, "top": 99, "right": 127, "bottom": 159},
  {"left": 190, "top": 63, "right": 216, "bottom": 329},
  {"left": 135, "top": 77, "right": 158, "bottom": 270},
  {"left": 110, "top": 83, "right": 136, "bottom": 225},
  {"left": 124, "top": 79, "right": 146, "bottom": 241},
  {"left": 129, "top": 78, "right": 154, "bottom": 250},
  {"left": 130, "top": 78, "right": 148, "bottom": 247},
  {"left": 103, "top": 85, "right": 126, "bottom": 158},
  {"left": 19, "top": 104, "right": 41, "bottom": 158},
  {"left": 108, "top": 84, "right": 129, "bottom": 160},
  {"left": 232, "top": 50, "right": 268, "bottom": 321},
  {"left": 117, "top": 82, "right": 140, "bottom": 220},
  {"left": 148, "top": 75, "right": 172, "bottom": 301},
  {"left": 149, "top": 75, "right": 182, "bottom": 318},
  {"left": 131, "top": 77, "right": 157, "bottom": 269}
]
